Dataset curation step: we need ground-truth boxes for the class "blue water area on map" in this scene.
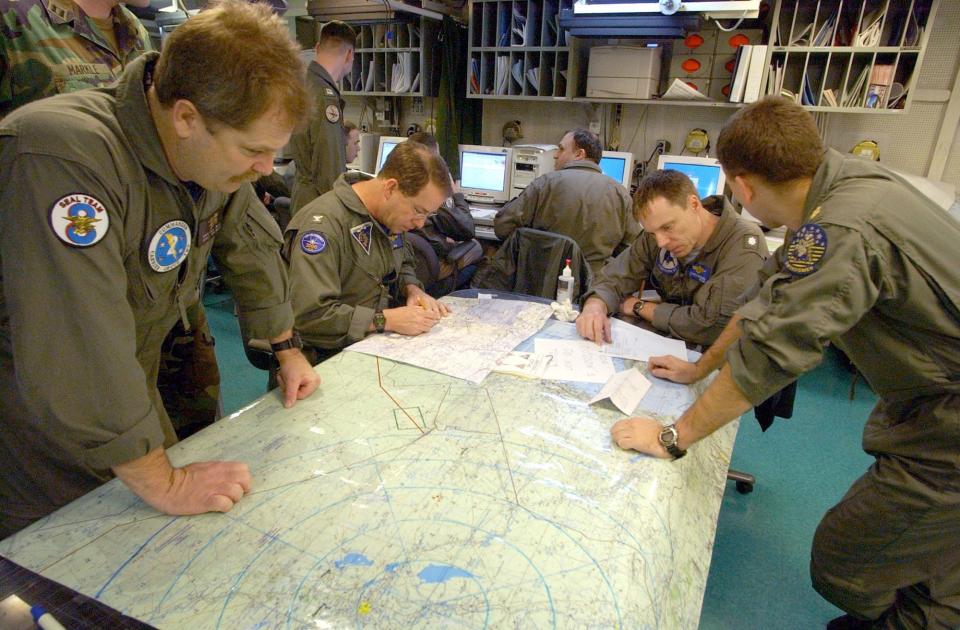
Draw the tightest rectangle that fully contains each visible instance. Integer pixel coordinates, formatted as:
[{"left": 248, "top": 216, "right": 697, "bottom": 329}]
[
  {"left": 335, "top": 553, "right": 374, "bottom": 569},
  {"left": 386, "top": 562, "right": 401, "bottom": 573},
  {"left": 417, "top": 564, "right": 475, "bottom": 584}
]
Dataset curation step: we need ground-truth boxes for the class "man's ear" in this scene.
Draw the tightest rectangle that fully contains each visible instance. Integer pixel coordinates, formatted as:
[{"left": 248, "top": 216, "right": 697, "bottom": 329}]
[
  {"left": 382, "top": 177, "right": 399, "bottom": 200},
  {"left": 170, "top": 99, "right": 202, "bottom": 140},
  {"left": 732, "top": 174, "right": 755, "bottom": 205}
]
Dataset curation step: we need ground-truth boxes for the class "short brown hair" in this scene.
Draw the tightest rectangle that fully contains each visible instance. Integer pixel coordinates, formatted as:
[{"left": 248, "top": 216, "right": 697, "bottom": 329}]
[
  {"left": 717, "top": 96, "right": 824, "bottom": 184},
  {"left": 343, "top": 120, "right": 358, "bottom": 135},
  {"left": 319, "top": 21, "right": 357, "bottom": 52},
  {"left": 407, "top": 131, "right": 438, "bottom": 152},
  {"left": 563, "top": 128, "right": 603, "bottom": 163},
  {"left": 154, "top": 0, "right": 308, "bottom": 132},
  {"left": 379, "top": 141, "right": 453, "bottom": 197},
  {"left": 633, "top": 169, "right": 698, "bottom": 219}
]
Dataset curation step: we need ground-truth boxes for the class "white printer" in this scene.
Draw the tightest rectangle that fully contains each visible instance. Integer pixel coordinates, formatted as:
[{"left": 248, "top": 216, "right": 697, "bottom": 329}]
[
  {"left": 510, "top": 143, "right": 558, "bottom": 199},
  {"left": 586, "top": 45, "right": 662, "bottom": 100}
]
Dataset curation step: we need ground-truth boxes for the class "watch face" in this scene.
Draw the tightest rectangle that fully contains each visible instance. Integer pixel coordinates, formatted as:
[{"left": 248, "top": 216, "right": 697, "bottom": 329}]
[{"left": 658, "top": 426, "right": 678, "bottom": 447}]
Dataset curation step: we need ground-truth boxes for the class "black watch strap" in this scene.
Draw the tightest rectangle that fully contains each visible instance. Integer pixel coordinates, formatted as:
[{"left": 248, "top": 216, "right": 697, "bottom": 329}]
[
  {"left": 374, "top": 311, "right": 386, "bottom": 333},
  {"left": 270, "top": 331, "right": 302, "bottom": 353},
  {"left": 658, "top": 424, "right": 687, "bottom": 460}
]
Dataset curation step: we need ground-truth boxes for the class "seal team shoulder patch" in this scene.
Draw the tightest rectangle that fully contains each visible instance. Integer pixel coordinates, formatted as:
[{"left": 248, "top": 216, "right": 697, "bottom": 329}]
[
  {"left": 300, "top": 230, "right": 327, "bottom": 255},
  {"left": 786, "top": 223, "right": 828, "bottom": 276},
  {"left": 49, "top": 193, "right": 110, "bottom": 247},
  {"left": 148, "top": 220, "right": 191, "bottom": 272}
]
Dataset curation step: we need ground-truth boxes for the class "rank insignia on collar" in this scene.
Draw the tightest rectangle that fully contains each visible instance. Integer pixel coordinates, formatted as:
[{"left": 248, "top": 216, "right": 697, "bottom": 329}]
[
  {"left": 786, "top": 223, "right": 828, "bottom": 276},
  {"left": 656, "top": 249, "right": 679, "bottom": 275},
  {"left": 687, "top": 262, "right": 711, "bottom": 283},
  {"left": 300, "top": 230, "right": 327, "bottom": 255},
  {"left": 148, "top": 220, "right": 191, "bottom": 272},
  {"left": 50, "top": 193, "right": 110, "bottom": 247},
  {"left": 350, "top": 222, "right": 373, "bottom": 255}
]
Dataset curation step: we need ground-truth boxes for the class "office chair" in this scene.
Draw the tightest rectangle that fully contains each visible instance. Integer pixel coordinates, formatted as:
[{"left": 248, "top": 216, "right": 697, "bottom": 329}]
[
  {"left": 470, "top": 227, "right": 592, "bottom": 302},
  {"left": 406, "top": 232, "right": 484, "bottom": 298}
]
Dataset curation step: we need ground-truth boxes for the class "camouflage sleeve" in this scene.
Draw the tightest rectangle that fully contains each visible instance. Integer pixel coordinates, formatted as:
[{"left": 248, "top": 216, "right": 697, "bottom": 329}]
[
  {"left": 0, "top": 139, "right": 165, "bottom": 470},
  {"left": 727, "top": 222, "right": 882, "bottom": 404}
]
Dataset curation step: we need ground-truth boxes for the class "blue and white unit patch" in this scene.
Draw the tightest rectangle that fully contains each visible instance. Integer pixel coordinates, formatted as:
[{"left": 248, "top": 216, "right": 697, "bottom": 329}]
[
  {"left": 786, "top": 223, "right": 828, "bottom": 276},
  {"left": 49, "top": 193, "right": 110, "bottom": 247},
  {"left": 687, "top": 262, "right": 712, "bottom": 283},
  {"left": 300, "top": 230, "right": 327, "bottom": 255},
  {"left": 148, "top": 220, "right": 191, "bottom": 272},
  {"left": 656, "top": 249, "right": 679, "bottom": 275}
]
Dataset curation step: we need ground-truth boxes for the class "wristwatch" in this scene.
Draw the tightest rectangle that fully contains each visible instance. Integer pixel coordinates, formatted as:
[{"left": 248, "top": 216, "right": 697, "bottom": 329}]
[
  {"left": 270, "top": 331, "right": 302, "bottom": 353},
  {"left": 632, "top": 299, "right": 646, "bottom": 318},
  {"left": 373, "top": 311, "right": 387, "bottom": 333},
  {"left": 658, "top": 424, "right": 687, "bottom": 460}
]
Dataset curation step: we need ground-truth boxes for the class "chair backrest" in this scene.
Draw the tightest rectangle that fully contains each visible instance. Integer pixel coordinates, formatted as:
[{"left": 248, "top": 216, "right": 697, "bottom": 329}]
[
  {"left": 471, "top": 227, "right": 592, "bottom": 302},
  {"left": 404, "top": 232, "right": 442, "bottom": 288}
]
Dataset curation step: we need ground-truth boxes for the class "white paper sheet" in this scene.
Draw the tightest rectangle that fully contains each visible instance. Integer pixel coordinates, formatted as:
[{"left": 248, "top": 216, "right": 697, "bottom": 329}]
[
  {"left": 534, "top": 339, "right": 615, "bottom": 383},
  {"left": 492, "top": 351, "right": 553, "bottom": 379},
  {"left": 589, "top": 368, "right": 652, "bottom": 414}
]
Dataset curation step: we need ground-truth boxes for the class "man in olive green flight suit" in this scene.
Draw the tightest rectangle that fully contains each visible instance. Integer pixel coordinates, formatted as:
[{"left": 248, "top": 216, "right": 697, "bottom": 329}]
[
  {"left": 613, "top": 96, "right": 960, "bottom": 629},
  {"left": 1, "top": 0, "right": 223, "bottom": 439},
  {"left": 289, "top": 20, "right": 355, "bottom": 213},
  {"left": 493, "top": 128, "right": 640, "bottom": 276},
  {"left": 578, "top": 169, "right": 767, "bottom": 347},
  {"left": 285, "top": 140, "right": 451, "bottom": 361},
  {"left": 0, "top": 1, "right": 319, "bottom": 538}
]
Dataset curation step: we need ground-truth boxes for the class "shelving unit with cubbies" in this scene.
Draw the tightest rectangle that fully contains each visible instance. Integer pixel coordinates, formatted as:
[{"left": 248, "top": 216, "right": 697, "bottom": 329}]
[
  {"left": 467, "top": 0, "right": 574, "bottom": 100},
  {"left": 768, "top": 0, "right": 939, "bottom": 113},
  {"left": 341, "top": 19, "right": 440, "bottom": 98}
]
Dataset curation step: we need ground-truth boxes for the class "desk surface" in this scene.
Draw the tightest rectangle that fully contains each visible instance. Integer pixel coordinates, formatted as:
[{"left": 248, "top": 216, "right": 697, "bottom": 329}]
[{"left": 0, "top": 300, "right": 737, "bottom": 629}]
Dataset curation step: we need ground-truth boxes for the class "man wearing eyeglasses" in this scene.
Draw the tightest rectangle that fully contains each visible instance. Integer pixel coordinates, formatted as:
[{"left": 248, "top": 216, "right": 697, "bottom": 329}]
[{"left": 284, "top": 140, "right": 452, "bottom": 364}]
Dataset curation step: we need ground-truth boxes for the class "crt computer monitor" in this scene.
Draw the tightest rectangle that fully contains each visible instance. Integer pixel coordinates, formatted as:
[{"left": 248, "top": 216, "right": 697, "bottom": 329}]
[
  {"left": 655, "top": 154, "right": 727, "bottom": 198},
  {"left": 599, "top": 151, "right": 634, "bottom": 188},
  {"left": 375, "top": 136, "right": 407, "bottom": 173},
  {"left": 458, "top": 145, "right": 514, "bottom": 205}
]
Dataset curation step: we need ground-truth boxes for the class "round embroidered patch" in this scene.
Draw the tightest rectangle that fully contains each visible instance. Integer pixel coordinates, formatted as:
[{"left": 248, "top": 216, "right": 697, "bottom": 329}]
[
  {"left": 325, "top": 104, "right": 341, "bottom": 123},
  {"left": 786, "top": 223, "right": 828, "bottom": 276},
  {"left": 655, "top": 249, "right": 679, "bottom": 276},
  {"left": 49, "top": 194, "right": 110, "bottom": 247},
  {"left": 300, "top": 230, "right": 327, "bottom": 255},
  {"left": 148, "top": 220, "right": 191, "bottom": 272}
]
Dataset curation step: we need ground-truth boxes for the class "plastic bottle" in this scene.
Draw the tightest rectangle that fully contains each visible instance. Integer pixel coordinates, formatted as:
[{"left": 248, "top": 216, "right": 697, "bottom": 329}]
[{"left": 556, "top": 258, "right": 574, "bottom": 306}]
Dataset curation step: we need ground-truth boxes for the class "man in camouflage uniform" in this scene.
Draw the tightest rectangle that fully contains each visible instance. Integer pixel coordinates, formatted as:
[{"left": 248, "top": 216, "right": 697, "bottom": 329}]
[
  {"left": 0, "top": 0, "right": 149, "bottom": 115},
  {"left": 1, "top": 0, "right": 222, "bottom": 438}
]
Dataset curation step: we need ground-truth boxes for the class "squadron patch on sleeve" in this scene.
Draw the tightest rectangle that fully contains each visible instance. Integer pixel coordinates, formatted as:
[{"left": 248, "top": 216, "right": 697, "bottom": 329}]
[
  {"left": 148, "top": 220, "right": 191, "bottom": 272},
  {"left": 300, "top": 230, "right": 328, "bottom": 255},
  {"left": 350, "top": 222, "right": 373, "bottom": 255},
  {"left": 49, "top": 193, "right": 110, "bottom": 247},
  {"left": 325, "top": 104, "right": 341, "bottom": 124},
  {"left": 656, "top": 249, "right": 679, "bottom": 276},
  {"left": 785, "top": 223, "right": 828, "bottom": 276}
]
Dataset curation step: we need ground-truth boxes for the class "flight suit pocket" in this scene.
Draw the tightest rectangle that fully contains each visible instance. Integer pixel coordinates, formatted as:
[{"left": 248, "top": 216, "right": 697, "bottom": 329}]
[{"left": 243, "top": 206, "right": 284, "bottom": 250}]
